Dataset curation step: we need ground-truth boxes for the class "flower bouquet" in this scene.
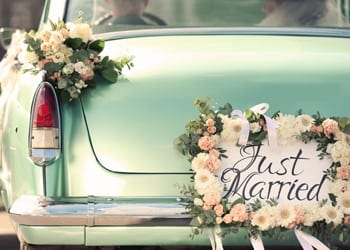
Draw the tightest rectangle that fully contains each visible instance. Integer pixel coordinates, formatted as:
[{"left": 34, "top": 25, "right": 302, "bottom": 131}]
[
  {"left": 175, "top": 98, "right": 350, "bottom": 248},
  {"left": 18, "top": 16, "right": 133, "bottom": 102}
]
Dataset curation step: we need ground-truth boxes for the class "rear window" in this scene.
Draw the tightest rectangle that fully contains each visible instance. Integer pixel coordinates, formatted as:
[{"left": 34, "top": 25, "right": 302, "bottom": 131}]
[{"left": 66, "top": 0, "right": 350, "bottom": 34}]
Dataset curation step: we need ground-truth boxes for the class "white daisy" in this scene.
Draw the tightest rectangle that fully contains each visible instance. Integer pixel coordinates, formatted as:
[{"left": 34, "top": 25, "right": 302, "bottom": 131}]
[
  {"left": 194, "top": 169, "right": 216, "bottom": 195},
  {"left": 219, "top": 114, "right": 242, "bottom": 144},
  {"left": 337, "top": 191, "right": 350, "bottom": 214},
  {"left": 296, "top": 114, "right": 314, "bottom": 132},
  {"left": 276, "top": 113, "right": 300, "bottom": 145},
  {"left": 275, "top": 204, "right": 296, "bottom": 228},
  {"left": 191, "top": 153, "right": 208, "bottom": 172},
  {"left": 302, "top": 202, "right": 322, "bottom": 226},
  {"left": 251, "top": 207, "right": 272, "bottom": 231},
  {"left": 320, "top": 204, "right": 344, "bottom": 226}
]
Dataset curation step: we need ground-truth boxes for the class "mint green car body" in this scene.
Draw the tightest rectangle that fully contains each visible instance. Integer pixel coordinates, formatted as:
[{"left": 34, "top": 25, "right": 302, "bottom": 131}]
[{"left": 1, "top": 0, "right": 350, "bottom": 248}]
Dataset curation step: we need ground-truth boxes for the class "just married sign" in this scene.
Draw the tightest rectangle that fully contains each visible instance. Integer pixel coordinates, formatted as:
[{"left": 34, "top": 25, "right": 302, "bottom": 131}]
[
  {"left": 220, "top": 142, "right": 330, "bottom": 203},
  {"left": 176, "top": 98, "right": 350, "bottom": 250}
]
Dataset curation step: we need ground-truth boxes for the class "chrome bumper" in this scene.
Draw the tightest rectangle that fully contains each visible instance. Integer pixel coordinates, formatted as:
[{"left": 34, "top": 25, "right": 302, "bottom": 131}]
[{"left": 9, "top": 195, "right": 190, "bottom": 227}]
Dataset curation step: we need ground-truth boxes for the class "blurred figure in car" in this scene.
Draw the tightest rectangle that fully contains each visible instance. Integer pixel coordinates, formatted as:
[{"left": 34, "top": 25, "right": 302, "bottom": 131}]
[
  {"left": 106, "top": 0, "right": 151, "bottom": 25},
  {"left": 260, "top": 0, "right": 348, "bottom": 27},
  {"left": 98, "top": 0, "right": 166, "bottom": 25}
]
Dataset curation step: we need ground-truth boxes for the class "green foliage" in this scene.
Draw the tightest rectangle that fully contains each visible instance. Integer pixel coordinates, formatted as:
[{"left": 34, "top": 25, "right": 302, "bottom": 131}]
[{"left": 21, "top": 17, "right": 134, "bottom": 102}]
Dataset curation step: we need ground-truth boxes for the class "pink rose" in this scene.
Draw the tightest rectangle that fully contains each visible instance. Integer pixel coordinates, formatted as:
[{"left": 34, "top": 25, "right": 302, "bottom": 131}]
[
  {"left": 223, "top": 214, "right": 233, "bottom": 224},
  {"left": 214, "top": 204, "right": 224, "bottom": 216},
  {"left": 205, "top": 156, "right": 221, "bottom": 172},
  {"left": 230, "top": 204, "right": 248, "bottom": 223},
  {"left": 310, "top": 124, "right": 324, "bottom": 133},
  {"left": 203, "top": 191, "right": 221, "bottom": 207},
  {"left": 337, "top": 165, "right": 350, "bottom": 180},
  {"left": 198, "top": 135, "right": 215, "bottom": 151},
  {"left": 206, "top": 119, "right": 215, "bottom": 127},
  {"left": 322, "top": 119, "right": 339, "bottom": 138},
  {"left": 344, "top": 216, "right": 350, "bottom": 225},
  {"left": 207, "top": 126, "right": 216, "bottom": 134}
]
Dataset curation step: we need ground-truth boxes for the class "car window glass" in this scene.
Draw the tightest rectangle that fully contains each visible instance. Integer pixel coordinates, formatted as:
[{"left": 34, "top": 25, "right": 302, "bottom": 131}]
[{"left": 65, "top": 0, "right": 350, "bottom": 34}]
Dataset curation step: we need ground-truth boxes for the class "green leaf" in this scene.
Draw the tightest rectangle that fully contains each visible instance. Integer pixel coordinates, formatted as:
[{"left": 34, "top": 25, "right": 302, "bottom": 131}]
[
  {"left": 60, "top": 90, "right": 72, "bottom": 103},
  {"left": 101, "top": 68, "right": 118, "bottom": 82},
  {"left": 89, "top": 39, "right": 105, "bottom": 53},
  {"left": 64, "top": 37, "right": 83, "bottom": 50},
  {"left": 43, "top": 62, "right": 63, "bottom": 73},
  {"left": 70, "top": 50, "right": 89, "bottom": 62}
]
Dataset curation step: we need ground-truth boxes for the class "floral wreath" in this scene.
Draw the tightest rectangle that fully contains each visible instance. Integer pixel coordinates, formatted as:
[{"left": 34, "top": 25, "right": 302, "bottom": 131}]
[
  {"left": 175, "top": 98, "right": 350, "bottom": 249},
  {"left": 17, "top": 15, "right": 133, "bottom": 102}
]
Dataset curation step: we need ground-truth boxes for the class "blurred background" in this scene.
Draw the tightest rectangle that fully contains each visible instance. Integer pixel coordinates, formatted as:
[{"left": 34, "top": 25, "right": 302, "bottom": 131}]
[{"left": 0, "top": 0, "right": 45, "bottom": 58}]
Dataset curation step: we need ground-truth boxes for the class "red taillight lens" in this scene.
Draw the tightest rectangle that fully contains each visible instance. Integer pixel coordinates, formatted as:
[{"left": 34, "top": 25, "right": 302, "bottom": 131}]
[
  {"left": 29, "top": 82, "right": 61, "bottom": 166},
  {"left": 33, "top": 85, "right": 58, "bottom": 128}
]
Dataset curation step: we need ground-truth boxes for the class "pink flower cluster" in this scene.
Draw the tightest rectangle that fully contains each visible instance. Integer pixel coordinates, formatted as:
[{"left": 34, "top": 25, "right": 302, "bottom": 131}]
[
  {"left": 337, "top": 165, "right": 350, "bottom": 180},
  {"left": 285, "top": 206, "right": 306, "bottom": 229},
  {"left": 215, "top": 203, "right": 249, "bottom": 224},
  {"left": 198, "top": 135, "right": 216, "bottom": 151},
  {"left": 310, "top": 118, "right": 340, "bottom": 138}
]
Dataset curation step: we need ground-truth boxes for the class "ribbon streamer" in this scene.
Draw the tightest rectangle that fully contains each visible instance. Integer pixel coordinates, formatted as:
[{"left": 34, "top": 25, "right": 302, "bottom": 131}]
[
  {"left": 230, "top": 110, "right": 250, "bottom": 146},
  {"left": 207, "top": 226, "right": 224, "bottom": 250},
  {"left": 263, "top": 115, "right": 278, "bottom": 150},
  {"left": 295, "top": 229, "right": 330, "bottom": 250},
  {"left": 231, "top": 103, "right": 278, "bottom": 148},
  {"left": 250, "top": 235, "right": 265, "bottom": 250}
]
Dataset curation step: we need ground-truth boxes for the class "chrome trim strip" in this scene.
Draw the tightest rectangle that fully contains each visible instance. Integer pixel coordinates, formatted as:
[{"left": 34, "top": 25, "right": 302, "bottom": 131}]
[
  {"left": 9, "top": 195, "right": 190, "bottom": 227},
  {"left": 94, "top": 27, "right": 350, "bottom": 41}
]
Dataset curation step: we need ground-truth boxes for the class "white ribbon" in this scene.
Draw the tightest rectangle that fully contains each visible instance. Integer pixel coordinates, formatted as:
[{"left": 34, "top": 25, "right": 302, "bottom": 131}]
[
  {"left": 263, "top": 115, "right": 278, "bottom": 150},
  {"left": 231, "top": 103, "right": 278, "bottom": 148},
  {"left": 207, "top": 225, "right": 224, "bottom": 250},
  {"left": 231, "top": 110, "right": 250, "bottom": 146},
  {"left": 295, "top": 229, "right": 330, "bottom": 250},
  {"left": 250, "top": 235, "right": 265, "bottom": 250}
]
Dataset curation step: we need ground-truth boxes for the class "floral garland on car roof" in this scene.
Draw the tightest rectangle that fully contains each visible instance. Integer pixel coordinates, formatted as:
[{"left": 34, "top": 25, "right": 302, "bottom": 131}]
[
  {"left": 17, "top": 15, "right": 133, "bottom": 102},
  {"left": 175, "top": 98, "right": 350, "bottom": 250}
]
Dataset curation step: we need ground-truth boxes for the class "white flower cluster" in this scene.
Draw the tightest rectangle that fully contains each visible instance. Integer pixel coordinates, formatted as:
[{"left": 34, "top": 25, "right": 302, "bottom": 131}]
[
  {"left": 251, "top": 201, "right": 347, "bottom": 231},
  {"left": 276, "top": 113, "right": 314, "bottom": 145},
  {"left": 17, "top": 21, "right": 98, "bottom": 100},
  {"left": 219, "top": 112, "right": 315, "bottom": 146}
]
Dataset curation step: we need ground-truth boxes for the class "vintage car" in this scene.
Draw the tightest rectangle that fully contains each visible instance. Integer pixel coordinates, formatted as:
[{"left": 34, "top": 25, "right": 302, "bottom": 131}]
[{"left": 1, "top": 0, "right": 350, "bottom": 249}]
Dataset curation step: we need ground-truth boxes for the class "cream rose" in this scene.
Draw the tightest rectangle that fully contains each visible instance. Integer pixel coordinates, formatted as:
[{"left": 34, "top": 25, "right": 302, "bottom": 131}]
[{"left": 68, "top": 23, "right": 92, "bottom": 43}]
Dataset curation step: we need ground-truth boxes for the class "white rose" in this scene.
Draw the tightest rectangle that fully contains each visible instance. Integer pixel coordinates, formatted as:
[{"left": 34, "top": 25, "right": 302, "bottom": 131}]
[
  {"left": 75, "top": 80, "right": 88, "bottom": 89},
  {"left": 57, "top": 79, "right": 68, "bottom": 89},
  {"left": 68, "top": 23, "right": 92, "bottom": 43},
  {"left": 62, "top": 63, "right": 75, "bottom": 75},
  {"left": 250, "top": 122, "right": 261, "bottom": 133},
  {"left": 74, "top": 61, "right": 89, "bottom": 74},
  {"left": 19, "top": 50, "right": 39, "bottom": 64},
  {"left": 276, "top": 113, "right": 300, "bottom": 145},
  {"left": 329, "top": 141, "right": 350, "bottom": 165},
  {"left": 330, "top": 179, "right": 350, "bottom": 197},
  {"left": 193, "top": 198, "right": 203, "bottom": 206},
  {"left": 50, "top": 52, "right": 65, "bottom": 63}
]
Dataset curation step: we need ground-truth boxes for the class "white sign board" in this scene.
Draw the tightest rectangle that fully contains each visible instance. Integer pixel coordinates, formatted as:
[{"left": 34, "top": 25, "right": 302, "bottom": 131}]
[{"left": 219, "top": 141, "right": 331, "bottom": 203}]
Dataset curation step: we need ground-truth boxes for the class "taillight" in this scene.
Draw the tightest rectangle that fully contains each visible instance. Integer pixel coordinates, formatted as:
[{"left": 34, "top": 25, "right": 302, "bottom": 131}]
[{"left": 29, "top": 82, "right": 61, "bottom": 166}]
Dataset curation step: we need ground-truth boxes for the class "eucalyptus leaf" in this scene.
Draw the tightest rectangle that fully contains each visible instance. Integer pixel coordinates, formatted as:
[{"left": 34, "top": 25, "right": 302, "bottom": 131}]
[
  {"left": 64, "top": 37, "right": 83, "bottom": 50},
  {"left": 70, "top": 50, "right": 89, "bottom": 62},
  {"left": 89, "top": 39, "right": 105, "bottom": 53},
  {"left": 101, "top": 68, "right": 118, "bottom": 82},
  {"left": 43, "top": 62, "right": 63, "bottom": 73}
]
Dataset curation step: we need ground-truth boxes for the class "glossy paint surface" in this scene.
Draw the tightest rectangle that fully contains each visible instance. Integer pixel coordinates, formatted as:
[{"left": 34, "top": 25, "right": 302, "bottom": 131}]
[{"left": 1, "top": 0, "right": 350, "bottom": 247}]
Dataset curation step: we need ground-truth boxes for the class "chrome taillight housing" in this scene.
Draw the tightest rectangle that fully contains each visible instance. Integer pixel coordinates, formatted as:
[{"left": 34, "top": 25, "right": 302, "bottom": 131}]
[{"left": 29, "top": 82, "right": 61, "bottom": 166}]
